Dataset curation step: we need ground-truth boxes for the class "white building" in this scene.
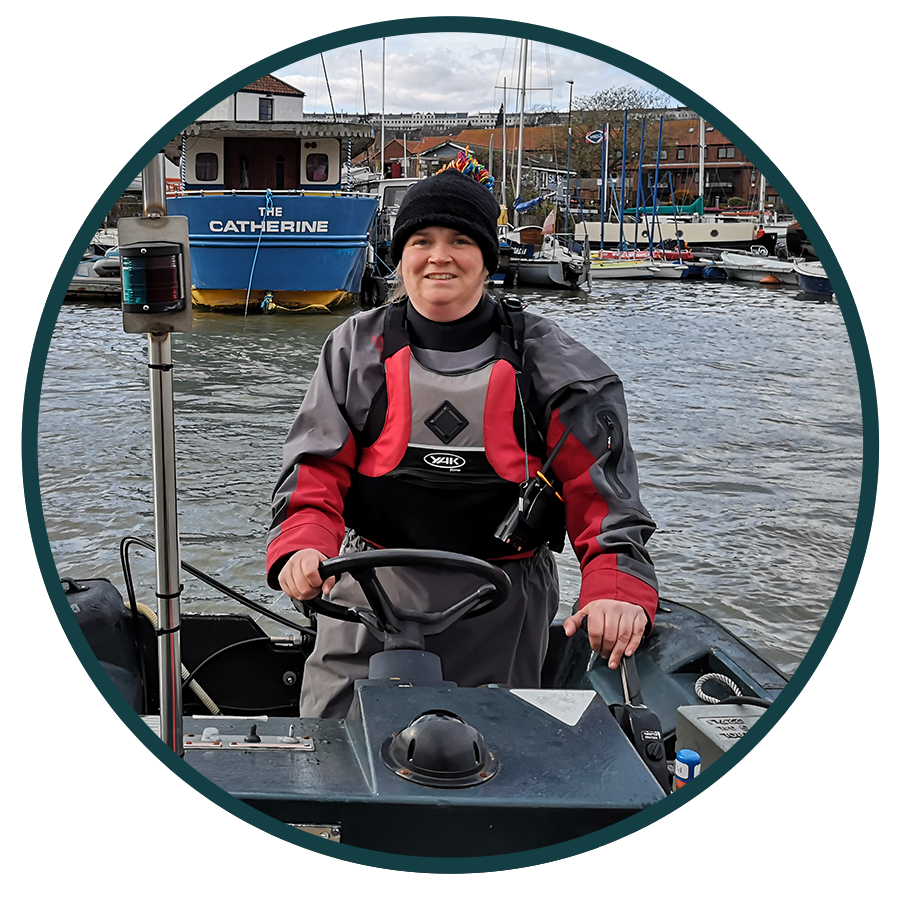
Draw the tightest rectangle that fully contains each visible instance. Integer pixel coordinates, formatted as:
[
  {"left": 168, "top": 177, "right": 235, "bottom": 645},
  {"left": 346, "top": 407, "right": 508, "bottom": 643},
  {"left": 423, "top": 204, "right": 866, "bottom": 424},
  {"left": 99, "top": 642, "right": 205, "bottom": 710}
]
[{"left": 199, "top": 75, "right": 305, "bottom": 122}]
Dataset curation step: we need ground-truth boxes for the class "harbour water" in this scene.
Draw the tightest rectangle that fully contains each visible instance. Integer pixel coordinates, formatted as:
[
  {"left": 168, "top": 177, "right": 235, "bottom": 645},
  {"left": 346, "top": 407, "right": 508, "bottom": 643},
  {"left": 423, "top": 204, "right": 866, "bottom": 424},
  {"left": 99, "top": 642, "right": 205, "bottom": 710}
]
[{"left": 36, "top": 278, "right": 863, "bottom": 676}]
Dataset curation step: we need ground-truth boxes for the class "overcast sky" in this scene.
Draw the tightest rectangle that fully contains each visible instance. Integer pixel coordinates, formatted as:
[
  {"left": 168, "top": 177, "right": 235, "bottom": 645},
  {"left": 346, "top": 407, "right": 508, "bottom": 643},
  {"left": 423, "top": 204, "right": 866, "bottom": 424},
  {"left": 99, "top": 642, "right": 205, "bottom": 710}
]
[{"left": 275, "top": 33, "right": 681, "bottom": 117}]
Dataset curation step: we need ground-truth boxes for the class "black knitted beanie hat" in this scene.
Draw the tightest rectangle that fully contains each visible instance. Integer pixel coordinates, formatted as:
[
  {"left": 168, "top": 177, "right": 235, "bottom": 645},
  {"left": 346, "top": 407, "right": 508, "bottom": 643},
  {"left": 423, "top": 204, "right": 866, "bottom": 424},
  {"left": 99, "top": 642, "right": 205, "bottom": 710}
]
[{"left": 391, "top": 167, "right": 501, "bottom": 274}]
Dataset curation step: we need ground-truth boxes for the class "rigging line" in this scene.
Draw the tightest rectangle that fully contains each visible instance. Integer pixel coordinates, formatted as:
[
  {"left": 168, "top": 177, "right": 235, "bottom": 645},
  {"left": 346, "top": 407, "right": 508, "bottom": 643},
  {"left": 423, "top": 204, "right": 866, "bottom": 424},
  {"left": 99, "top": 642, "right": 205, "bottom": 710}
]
[
  {"left": 494, "top": 35, "right": 510, "bottom": 102},
  {"left": 321, "top": 53, "right": 337, "bottom": 121}
]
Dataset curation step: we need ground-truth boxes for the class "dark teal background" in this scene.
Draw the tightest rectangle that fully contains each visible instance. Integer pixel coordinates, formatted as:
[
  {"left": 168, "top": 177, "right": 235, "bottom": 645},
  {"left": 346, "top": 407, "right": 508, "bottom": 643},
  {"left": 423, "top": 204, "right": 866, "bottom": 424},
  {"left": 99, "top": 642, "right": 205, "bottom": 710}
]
[{"left": 20, "top": 16, "right": 881, "bottom": 874}]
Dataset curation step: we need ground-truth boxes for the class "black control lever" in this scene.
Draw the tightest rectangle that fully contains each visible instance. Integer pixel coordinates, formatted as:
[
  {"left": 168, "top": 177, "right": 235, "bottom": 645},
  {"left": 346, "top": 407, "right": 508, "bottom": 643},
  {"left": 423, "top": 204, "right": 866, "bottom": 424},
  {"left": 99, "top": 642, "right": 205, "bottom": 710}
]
[{"left": 610, "top": 654, "right": 671, "bottom": 794}]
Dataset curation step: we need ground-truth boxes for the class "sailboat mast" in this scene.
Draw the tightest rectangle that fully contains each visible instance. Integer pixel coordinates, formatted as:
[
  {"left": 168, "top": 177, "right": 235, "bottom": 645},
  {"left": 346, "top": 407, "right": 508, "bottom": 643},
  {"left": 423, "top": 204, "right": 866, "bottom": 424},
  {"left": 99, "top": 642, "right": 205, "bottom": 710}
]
[
  {"left": 634, "top": 115, "right": 646, "bottom": 250},
  {"left": 360, "top": 50, "right": 368, "bottom": 121},
  {"left": 600, "top": 121, "right": 608, "bottom": 250},
  {"left": 380, "top": 38, "right": 386, "bottom": 177},
  {"left": 619, "top": 110, "right": 628, "bottom": 253},
  {"left": 564, "top": 79, "right": 574, "bottom": 240},
  {"left": 650, "top": 115, "right": 663, "bottom": 255},
  {"left": 501, "top": 78, "right": 508, "bottom": 212},
  {"left": 758, "top": 173, "right": 767, "bottom": 224},
  {"left": 698, "top": 116, "right": 705, "bottom": 208},
  {"left": 321, "top": 53, "right": 337, "bottom": 121},
  {"left": 514, "top": 39, "right": 528, "bottom": 226}
]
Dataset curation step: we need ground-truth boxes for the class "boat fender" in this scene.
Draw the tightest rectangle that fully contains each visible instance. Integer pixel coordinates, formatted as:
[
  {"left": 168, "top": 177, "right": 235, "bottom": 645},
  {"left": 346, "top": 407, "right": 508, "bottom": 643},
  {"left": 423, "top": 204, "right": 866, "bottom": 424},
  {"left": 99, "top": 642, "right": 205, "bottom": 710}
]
[{"left": 63, "top": 577, "right": 143, "bottom": 712}]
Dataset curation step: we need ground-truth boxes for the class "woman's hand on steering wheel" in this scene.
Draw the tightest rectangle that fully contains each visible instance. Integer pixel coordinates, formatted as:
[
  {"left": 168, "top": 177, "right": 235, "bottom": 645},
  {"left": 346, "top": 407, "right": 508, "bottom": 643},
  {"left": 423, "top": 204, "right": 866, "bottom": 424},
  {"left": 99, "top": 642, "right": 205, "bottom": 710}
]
[{"left": 278, "top": 548, "right": 336, "bottom": 601}]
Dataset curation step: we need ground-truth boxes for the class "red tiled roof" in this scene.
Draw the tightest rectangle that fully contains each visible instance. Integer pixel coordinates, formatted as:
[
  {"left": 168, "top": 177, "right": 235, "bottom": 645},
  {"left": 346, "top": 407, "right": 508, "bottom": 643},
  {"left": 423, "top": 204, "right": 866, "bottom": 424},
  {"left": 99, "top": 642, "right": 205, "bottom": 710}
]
[
  {"left": 242, "top": 75, "right": 304, "bottom": 97},
  {"left": 453, "top": 126, "right": 568, "bottom": 154}
]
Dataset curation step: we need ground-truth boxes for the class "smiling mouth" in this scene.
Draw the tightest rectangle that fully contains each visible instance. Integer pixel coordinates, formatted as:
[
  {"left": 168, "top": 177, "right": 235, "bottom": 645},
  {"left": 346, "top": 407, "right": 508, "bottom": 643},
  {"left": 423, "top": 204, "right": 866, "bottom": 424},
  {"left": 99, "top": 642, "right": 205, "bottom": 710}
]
[{"left": 425, "top": 274, "right": 456, "bottom": 280}]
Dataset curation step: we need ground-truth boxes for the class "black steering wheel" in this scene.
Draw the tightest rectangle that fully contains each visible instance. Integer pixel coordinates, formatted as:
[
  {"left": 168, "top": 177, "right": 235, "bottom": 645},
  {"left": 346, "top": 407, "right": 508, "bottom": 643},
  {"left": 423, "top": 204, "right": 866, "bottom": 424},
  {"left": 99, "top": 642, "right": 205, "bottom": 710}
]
[{"left": 302, "top": 549, "right": 512, "bottom": 651}]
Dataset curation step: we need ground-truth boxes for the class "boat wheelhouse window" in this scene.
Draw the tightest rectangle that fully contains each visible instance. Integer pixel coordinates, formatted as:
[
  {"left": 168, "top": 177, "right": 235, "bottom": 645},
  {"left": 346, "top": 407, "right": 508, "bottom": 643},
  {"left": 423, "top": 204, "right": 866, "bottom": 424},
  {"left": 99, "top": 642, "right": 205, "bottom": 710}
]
[
  {"left": 195, "top": 152, "right": 219, "bottom": 182},
  {"left": 307, "top": 153, "right": 329, "bottom": 182},
  {"left": 704, "top": 147, "right": 709, "bottom": 159},
  {"left": 259, "top": 97, "right": 273, "bottom": 121},
  {"left": 676, "top": 148, "right": 685, "bottom": 160},
  {"left": 276, "top": 155, "right": 285, "bottom": 189},
  {"left": 382, "top": 185, "right": 409, "bottom": 208},
  {"left": 718, "top": 146, "right": 736, "bottom": 159},
  {"left": 659, "top": 149, "right": 667, "bottom": 160}
]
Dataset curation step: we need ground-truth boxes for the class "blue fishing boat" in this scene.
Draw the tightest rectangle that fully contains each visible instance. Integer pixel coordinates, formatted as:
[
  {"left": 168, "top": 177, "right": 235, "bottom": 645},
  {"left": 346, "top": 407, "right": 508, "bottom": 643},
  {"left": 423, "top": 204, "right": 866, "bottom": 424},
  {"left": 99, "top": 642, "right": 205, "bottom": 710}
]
[
  {"left": 793, "top": 260, "right": 833, "bottom": 296},
  {"left": 163, "top": 76, "right": 378, "bottom": 312}
]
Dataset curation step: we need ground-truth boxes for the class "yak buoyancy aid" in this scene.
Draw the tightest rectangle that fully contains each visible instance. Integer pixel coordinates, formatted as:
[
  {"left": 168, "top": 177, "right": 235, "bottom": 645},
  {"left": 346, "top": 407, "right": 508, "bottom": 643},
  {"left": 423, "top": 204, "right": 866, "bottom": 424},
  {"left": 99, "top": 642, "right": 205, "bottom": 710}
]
[{"left": 344, "top": 298, "right": 553, "bottom": 558}]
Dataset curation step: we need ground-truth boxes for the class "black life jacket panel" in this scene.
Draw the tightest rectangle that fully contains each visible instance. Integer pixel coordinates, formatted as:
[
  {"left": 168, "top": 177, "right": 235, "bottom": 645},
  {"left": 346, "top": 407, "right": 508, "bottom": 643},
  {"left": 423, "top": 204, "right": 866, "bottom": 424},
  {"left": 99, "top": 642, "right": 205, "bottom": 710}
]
[{"left": 344, "top": 300, "right": 545, "bottom": 557}]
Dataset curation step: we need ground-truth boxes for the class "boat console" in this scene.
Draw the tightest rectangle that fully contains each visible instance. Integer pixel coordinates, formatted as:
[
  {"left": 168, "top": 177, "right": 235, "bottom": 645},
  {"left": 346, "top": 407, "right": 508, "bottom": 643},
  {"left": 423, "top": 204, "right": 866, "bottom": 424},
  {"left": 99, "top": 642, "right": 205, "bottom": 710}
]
[{"left": 66, "top": 545, "right": 785, "bottom": 857}]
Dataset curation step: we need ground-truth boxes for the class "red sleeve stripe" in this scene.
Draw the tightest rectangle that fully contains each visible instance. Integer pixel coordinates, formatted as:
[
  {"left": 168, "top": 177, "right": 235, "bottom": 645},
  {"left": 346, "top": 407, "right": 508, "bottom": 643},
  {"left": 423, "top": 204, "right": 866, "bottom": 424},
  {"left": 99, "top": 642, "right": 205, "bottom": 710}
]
[
  {"left": 546, "top": 409, "right": 657, "bottom": 624},
  {"left": 266, "top": 438, "right": 356, "bottom": 571},
  {"left": 359, "top": 346, "right": 411, "bottom": 477},
  {"left": 484, "top": 359, "right": 543, "bottom": 481}
]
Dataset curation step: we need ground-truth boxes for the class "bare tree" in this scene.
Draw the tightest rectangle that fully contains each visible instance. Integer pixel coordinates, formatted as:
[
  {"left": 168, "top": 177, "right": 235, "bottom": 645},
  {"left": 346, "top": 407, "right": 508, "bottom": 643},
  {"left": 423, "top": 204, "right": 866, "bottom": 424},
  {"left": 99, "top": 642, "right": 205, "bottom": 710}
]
[{"left": 574, "top": 85, "right": 672, "bottom": 111}]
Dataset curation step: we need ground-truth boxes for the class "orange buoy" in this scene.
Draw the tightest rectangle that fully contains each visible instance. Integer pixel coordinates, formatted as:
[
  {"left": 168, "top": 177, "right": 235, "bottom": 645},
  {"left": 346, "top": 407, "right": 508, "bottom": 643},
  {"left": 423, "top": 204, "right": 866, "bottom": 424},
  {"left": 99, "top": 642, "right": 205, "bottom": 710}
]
[{"left": 760, "top": 274, "right": 780, "bottom": 284}]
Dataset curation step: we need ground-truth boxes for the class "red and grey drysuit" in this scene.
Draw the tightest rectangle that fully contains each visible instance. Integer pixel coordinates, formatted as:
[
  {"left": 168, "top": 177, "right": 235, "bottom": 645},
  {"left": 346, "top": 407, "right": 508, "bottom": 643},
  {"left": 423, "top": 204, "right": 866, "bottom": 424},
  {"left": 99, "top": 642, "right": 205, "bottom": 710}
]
[{"left": 266, "top": 295, "right": 658, "bottom": 717}]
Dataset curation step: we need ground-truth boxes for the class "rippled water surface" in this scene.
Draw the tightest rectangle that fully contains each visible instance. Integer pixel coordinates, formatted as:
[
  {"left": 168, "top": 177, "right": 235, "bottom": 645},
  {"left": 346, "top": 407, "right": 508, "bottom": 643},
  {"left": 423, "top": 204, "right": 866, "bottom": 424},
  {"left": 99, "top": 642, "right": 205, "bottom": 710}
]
[{"left": 36, "top": 279, "right": 864, "bottom": 675}]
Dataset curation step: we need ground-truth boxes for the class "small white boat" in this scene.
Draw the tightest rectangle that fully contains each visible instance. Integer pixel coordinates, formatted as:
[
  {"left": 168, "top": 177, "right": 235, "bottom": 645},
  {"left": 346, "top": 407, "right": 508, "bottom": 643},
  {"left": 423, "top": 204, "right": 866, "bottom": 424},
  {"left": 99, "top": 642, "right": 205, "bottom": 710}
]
[
  {"left": 66, "top": 259, "right": 121, "bottom": 299},
  {"left": 590, "top": 257, "right": 657, "bottom": 280},
  {"left": 649, "top": 262, "right": 690, "bottom": 280},
  {"left": 719, "top": 249, "right": 800, "bottom": 285},
  {"left": 502, "top": 227, "right": 590, "bottom": 288}
]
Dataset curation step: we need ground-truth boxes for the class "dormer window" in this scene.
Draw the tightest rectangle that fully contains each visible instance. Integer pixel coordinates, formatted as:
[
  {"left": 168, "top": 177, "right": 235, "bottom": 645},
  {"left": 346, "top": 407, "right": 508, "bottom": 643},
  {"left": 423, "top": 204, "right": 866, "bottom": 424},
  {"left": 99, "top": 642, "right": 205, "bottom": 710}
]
[{"left": 259, "top": 97, "right": 273, "bottom": 121}]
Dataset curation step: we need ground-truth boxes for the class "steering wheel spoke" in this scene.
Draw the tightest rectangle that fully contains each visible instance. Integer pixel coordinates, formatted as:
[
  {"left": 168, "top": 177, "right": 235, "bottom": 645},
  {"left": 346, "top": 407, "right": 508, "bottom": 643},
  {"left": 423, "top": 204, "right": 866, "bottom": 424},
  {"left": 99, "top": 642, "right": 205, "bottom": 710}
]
[{"left": 304, "top": 549, "right": 512, "bottom": 652}]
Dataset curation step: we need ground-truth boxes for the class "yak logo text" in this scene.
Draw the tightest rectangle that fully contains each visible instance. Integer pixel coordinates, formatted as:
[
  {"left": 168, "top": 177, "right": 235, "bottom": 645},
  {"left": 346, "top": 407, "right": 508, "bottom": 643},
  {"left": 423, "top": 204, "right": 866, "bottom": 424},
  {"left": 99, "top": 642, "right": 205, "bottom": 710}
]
[{"left": 424, "top": 453, "right": 465, "bottom": 470}]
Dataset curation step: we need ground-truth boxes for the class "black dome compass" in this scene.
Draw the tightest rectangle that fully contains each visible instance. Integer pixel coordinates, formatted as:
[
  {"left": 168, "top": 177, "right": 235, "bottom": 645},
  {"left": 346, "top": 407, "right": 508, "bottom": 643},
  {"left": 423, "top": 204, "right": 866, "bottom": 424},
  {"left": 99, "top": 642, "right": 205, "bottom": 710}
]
[{"left": 381, "top": 708, "right": 499, "bottom": 788}]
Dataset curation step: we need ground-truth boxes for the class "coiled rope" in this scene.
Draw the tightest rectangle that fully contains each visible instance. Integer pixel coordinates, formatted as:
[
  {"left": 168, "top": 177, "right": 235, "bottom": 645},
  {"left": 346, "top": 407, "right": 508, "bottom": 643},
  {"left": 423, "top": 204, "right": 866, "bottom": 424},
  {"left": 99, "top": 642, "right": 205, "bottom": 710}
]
[
  {"left": 694, "top": 672, "right": 742, "bottom": 704},
  {"left": 245, "top": 188, "right": 275, "bottom": 317}
]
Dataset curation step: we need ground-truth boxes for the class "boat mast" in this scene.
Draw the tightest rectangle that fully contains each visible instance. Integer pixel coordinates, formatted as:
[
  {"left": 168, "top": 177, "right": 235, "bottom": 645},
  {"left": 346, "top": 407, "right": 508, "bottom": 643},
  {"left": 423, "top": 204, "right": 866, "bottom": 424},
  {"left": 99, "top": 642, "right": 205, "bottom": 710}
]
[
  {"left": 381, "top": 38, "right": 386, "bottom": 177},
  {"left": 634, "top": 115, "right": 646, "bottom": 250},
  {"left": 698, "top": 116, "right": 705, "bottom": 209},
  {"left": 501, "top": 78, "right": 508, "bottom": 216},
  {"left": 321, "top": 53, "right": 337, "bottom": 122},
  {"left": 758, "top": 173, "right": 767, "bottom": 224},
  {"left": 514, "top": 39, "right": 528, "bottom": 226},
  {"left": 619, "top": 110, "right": 629, "bottom": 253},
  {"left": 564, "top": 79, "right": 574, "bottom": 241},
  {"left": 360, "top": 50, "right": 368, "bottom": 121},
  {"left": 600, "top": 121, "right": 608, "bottom": 251},
  {"left": 649, "top": 115, "right": 663, "bottom": 255}
]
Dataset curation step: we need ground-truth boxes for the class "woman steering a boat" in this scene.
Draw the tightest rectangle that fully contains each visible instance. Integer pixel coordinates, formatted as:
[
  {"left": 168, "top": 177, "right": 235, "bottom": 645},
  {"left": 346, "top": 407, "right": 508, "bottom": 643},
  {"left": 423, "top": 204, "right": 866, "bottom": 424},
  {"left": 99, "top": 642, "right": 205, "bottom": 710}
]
[{"left": 266, "top": 152, "right": 658, "bottom": 718}]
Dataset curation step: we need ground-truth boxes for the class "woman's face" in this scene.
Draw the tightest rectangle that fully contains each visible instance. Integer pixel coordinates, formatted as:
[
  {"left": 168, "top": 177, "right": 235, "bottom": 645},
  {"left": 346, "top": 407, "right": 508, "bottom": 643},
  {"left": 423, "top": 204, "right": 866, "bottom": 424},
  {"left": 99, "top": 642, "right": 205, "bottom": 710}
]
[{"left": 400, "top": 226, "right": 488, "bottom": 321}]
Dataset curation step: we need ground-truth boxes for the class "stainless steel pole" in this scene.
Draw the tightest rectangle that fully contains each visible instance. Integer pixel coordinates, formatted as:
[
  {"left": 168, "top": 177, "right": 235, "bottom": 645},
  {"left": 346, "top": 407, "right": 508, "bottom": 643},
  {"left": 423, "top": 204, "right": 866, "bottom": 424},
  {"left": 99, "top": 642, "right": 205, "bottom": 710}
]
[
  {"left": 148, "top": 332, "right": 183, "bottom": 755},
  {"left": 142, "top": 154, "right": 184, "bottom": 756},
  {"left": 143, "top": 153, "right": 167, "bottom": 218}
]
